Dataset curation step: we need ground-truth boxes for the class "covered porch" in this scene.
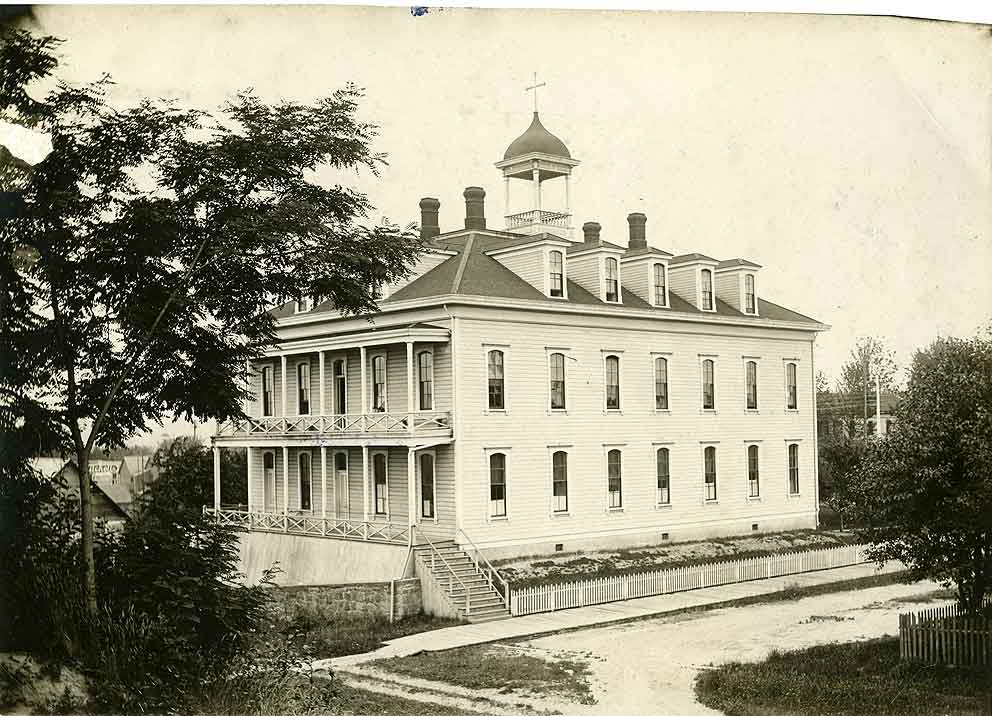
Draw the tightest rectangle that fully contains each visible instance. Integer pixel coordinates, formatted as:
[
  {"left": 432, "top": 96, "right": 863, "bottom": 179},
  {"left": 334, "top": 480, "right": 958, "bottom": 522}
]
[{"left": 208, "top": 438, "right": 454, "bottom": 547}]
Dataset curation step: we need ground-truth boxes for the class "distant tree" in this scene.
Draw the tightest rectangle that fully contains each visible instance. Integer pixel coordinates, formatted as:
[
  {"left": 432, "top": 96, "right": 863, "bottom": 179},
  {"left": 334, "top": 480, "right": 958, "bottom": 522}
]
[
  {"left": 845, "top": 333, "right": 992, "bottom": 612},
  {"left": 148, "top": 436, "right": 245, "bottom": 512},
  {"left": 815, "top": 370, "right": 830, "bottom": 395},
  {"left": 838, "top": 336, "right": 898, "bottom": 439},
  {"left": 1, "top": 28, "right": 422, "bottom": 621}
]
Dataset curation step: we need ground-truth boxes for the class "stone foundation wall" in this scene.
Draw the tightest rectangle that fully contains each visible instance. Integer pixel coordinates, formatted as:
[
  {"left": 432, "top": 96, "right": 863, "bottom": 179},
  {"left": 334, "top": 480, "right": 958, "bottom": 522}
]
[{"left": 271, "top": 577, "right": 422, "bottom": 621}]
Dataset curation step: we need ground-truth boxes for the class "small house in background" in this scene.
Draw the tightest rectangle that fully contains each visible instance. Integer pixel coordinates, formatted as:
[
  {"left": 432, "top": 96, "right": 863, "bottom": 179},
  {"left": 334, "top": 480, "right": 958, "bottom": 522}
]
[
  {"left": 817, "top": 390, "right": 900, "bottom": 439},
  {"left": 29, "top": 458, "right": 130, "bottom": 526}
]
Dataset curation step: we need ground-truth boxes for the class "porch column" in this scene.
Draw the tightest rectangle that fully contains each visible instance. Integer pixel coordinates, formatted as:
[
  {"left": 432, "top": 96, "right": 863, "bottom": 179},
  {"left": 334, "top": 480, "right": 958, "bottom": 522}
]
[
  {"left": 212, "top": 446, "right": 221, "bottom": 513},
  {"left": 246, "top": 447, "right": 253, "bottom": 513},
  {"left": 318, "top": 350, "right": 325, "bottom": 417},
  {"left": 407, "top": 448, "right": 416, "bottom": 543},
  {"left": 282, "top": 445, "right": 289, "bottom": 516},
  {"left": 243, "top": 360, "right": 251, "bottom": 416},
  {"left": 280, "top": 354, "right": 288, "bottom": 418},
  {"left": 320, "top": 446, "right": 327, "bottom": 520},
  {"left": 361, "top": 444, "right": 370, "bottom": 523},
  {"left": 406, "top": 340, "right": 415, "bottom": 434},
  {"left": 360, "top": 346, "right": 368, "bottom": 416}
]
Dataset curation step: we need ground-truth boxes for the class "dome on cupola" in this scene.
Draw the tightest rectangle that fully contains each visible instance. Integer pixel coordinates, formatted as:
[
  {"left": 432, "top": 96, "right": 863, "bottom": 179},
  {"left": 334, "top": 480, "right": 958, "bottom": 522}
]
[{"left": 503, "top": 112, "right": 571, "bottom": 160}]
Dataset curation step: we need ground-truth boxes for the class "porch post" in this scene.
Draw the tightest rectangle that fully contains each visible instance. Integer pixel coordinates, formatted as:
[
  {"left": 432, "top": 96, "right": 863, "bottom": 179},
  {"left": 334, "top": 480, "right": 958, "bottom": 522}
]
[
  {"left": 360, "top": 346, "right": 368, "bottom": 418},
  {"left": 362, "top": 444, "right": 370, "bottom": 523},
  {"left": 282, "top": 445, "right": 289, "bottom": 517},
  {"left": 212, "top": 446, "right": 221, "bottom": 514},
  {"left": 280, "top": 354, "right": 288, "bottom": 418},
  {"left": 246, "top": 447, "right": 253, "bottom": 513},
  {"left": 318, "top": 350, "right": 325, "bottom": 417},
  {"left": 407, "top": 447, "right": 416, "bottom": 545},
  {"left": 320, "top": 446, "right": 327, "bottom": 521},
  {"left": 406, "top": 340, "right": 415, "bottom": 434},
  {"left": 243, "top": 360, "right": 251, "bottom": 416}
]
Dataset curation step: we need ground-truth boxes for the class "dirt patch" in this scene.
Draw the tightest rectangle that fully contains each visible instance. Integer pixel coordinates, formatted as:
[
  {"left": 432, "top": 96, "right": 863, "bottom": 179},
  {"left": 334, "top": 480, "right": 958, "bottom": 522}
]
[
  {"left": 0, "top": 653, "right": 89, "bottom": 714},
  {"left": 496, "top": 529, "right": 859, "bottom": 588}
]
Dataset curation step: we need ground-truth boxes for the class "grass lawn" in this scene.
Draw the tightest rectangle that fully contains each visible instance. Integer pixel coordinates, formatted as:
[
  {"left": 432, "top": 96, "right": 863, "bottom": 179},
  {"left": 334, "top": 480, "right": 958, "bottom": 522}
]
[
  {"left": 694, "top": 637, "right": 992, "bottom": 716},
  {"left": 375, "top": 643, "right": 596, "bottom": 704},
  {"left": 269, "top": 608, "right": 463, "bottom": 659},
  {"left": 312, "top": 680, "right": 479, "bottom": 716}
]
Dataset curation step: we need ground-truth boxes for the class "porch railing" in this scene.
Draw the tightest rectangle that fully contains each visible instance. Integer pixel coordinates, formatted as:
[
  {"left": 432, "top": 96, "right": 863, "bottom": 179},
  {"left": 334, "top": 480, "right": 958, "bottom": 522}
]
[
  {"left": 204, "top": 507, "right": 411, "bottom": 545},
  {"left": 505, "top": 209, "right": 571, "bottom": 230},
  {"left": 418, "top": 528, "right": 474, "bottom": 617},
  {"left": 216, "top": 411, "right": 451, "bottom": 437},
  {"left": 458, "top": 527, "right": 510, "bottom": 611}
]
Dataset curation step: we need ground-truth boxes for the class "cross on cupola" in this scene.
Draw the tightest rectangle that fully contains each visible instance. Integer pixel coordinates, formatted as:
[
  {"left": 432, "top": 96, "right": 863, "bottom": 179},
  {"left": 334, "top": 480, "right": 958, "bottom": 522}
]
[{"left": 494, "top": 76, "right": 581, "bottom": 239}]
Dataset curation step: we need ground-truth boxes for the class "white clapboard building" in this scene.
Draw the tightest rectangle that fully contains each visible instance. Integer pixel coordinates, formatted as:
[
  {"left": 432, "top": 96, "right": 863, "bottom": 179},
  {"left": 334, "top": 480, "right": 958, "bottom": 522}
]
[{"left": 210, "top": 111, "right": 828, "bottom": 618}]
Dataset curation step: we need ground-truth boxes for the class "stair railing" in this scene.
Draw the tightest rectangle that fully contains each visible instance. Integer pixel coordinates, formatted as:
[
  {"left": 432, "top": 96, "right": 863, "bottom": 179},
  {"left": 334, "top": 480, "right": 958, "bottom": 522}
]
[
  {"left": 457, "top": 527, "right": 510, "bottom": 610},
  {"left": 418, "top": 530, "right": 473, "bottom": 617}
]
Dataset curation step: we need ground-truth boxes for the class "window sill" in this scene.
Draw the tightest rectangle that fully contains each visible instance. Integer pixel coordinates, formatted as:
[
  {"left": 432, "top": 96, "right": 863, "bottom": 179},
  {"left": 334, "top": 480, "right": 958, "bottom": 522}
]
[
  {"left": 745, "top": 409, "right": 760, "bottom": 414},
  {"left": 488, "top": 515, "right": 509, "bottom": 522},
  {"left": 654, "top": 408, "right": 671, "bottom": 414},
  {"left": 552, "top": 511, "right": 571, "bottom": 518},
  {"left": 607, "top": 507, "right": 624, "bottom": 513},
  {"left": 747, "top": 496, "right": 762, "bottom": 502},
  {"left": 700, "top": 409, "right": 718, "bottom": 415},
  {"left": 788, "top": 492, "right": 802, "bottom": 498},
  {"left": 655, "top": 503, "right": 673, "bottom": 510},
  {"left": 785, "top": 409, "right": 800, "bottom": 414},
  {"left": 484, "top": 409, "right": 508, "bottom": 415},
  {"left": 548, "top": 409, "right": 568, "bottom": 416},
  {"left": 704, "top": 499, "right": 719, "bottom": 505},
  {"left": 604, "top": 409, "right": 623, "bottom": 415}
]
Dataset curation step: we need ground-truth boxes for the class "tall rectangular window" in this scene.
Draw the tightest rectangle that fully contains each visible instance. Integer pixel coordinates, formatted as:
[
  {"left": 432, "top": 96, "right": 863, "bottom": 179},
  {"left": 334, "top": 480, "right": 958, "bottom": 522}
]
[
  {"left": 704, "top": 446, "right": 717, "bottom": 501},
  {"left": 333, "top": 359, "right": 347, "bottom": 414},
  {"left": 655, "top": 357, "right": 669, "bottom": 410},
  {"left": 605, "top": 258, "right": 619, "bottom": 302},
  {"left": 747, "top": 445, "right": 760, "bottom": 498},
  {"left": 298, "top": 451, "right": 312, "bottom": 511},
  {"left": 549, "top": 250, "right": 564, "bottom": 298},
  {"left": 263, "top": 451, "right": 275, "bottom": 511},
  {"left": 420, "top": 452, "right": 435, "bottom": 519},
  {"left": 371, "top": 355, "right": 386, "bottom": 412},
  {"left": 418, "top": 351, "right": 433, "bottom": 410},
  {"left": 487, "top": 350, "right": 505, "bottom": 410},
  {"left": 552, "top": 451, "right": 568, "bottom": 513},
  {"left": 605, "top": 355, "right": 620, "bottom": 410},
  {"left": 261, "top": 366, "right": 273, "bottom": 417},
  {"left": 654, "top": 264, "right": 667, "bottom": 306},
  {"left": 297, "top": 361, "right": 310, "bottom": 415},
  {"left": 701, "top": 269, "right": 714, "bottom": 310},
  {"left": 607, "top": 449, "right": 622, "bottom": 508},
  {"left": 489, "top": 453, "right": 506, "bottom": 517},
  {"left": 746, "top": 360, "right": 758, "bottom": 410},
  {"left": 373, "top": 452, "right": 388, "bottom": 515},
  {"left": 657, "top": 448, "right": 671, "bottom": 505},
  {"left": 786, "top": 362, "right": 798, "bottom": 410},
  {"left": 702, "top": 359, "right": 715, "bottom": 410},
  {"left": 745, "top": 274, "right": 756, "bottom": 314},
  {"left": 550, "top": 353, "right": 566, "bottom": 410},
  {"left": 788, "top": 443, "right": 800, "bottom": 494}
]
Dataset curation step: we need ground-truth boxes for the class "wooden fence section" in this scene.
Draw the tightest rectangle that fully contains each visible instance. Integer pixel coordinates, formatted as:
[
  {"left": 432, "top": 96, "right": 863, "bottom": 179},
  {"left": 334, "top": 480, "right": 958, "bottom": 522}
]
[
  {"left": 899, "top": 598, "right": 992, "bottom": 666},
  {"left": 509, "top": 543, "right": 868, "bottom": 616}
]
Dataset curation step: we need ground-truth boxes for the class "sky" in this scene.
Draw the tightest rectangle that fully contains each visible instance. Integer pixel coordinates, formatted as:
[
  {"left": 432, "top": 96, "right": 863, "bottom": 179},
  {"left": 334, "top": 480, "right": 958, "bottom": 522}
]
[{"left": 15, "top": 5, "right": 992, "bottom": 444}]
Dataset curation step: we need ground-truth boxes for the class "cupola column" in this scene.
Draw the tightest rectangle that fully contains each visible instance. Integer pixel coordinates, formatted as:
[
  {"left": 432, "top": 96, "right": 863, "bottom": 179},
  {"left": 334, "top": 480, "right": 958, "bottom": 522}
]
[{"left": 532, "top": 162, "right": 541, "bottom": 213}]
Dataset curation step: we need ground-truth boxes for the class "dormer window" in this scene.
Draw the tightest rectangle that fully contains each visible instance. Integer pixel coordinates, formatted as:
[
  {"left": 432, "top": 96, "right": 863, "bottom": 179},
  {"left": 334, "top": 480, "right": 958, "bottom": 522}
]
[
  {"left": 605, "top": 258, "right": 619, "bottom": 302},
  {"left": 654, "top": 264, "right": 667, "bottom": 306},
  {"left": 549, "top": 250, "right": 564, "bottom": 298},
  {"left": 701, "top": 269, "right": 714, "bottom": 311},
  {"left": 295, "top": 298, "right": 311, "bottom": 313},
  {"left": 745, "top": 274, "right": 756, "bottom": 314}
]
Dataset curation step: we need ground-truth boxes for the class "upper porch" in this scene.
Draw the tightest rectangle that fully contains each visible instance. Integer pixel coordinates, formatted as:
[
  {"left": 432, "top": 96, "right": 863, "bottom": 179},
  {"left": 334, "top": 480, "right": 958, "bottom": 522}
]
[{"left": 216, "top": 323, "right": 453, "bottom": 444}]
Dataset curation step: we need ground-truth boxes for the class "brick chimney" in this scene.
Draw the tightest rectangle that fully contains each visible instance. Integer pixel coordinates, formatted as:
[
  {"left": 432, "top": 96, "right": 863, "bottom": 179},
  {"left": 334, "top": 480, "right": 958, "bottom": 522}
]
[
  {"left": 419, "top": 197, "right": 440, "bottom": 240},
  {"left": 627, "top": 213, "right": 647, "bottom": 250},
  {"left": 463, "top": 187, "right": 486, "bottom": 230},
  {"left": 582, "top": 221, "right": 601, "bottom": 245}
]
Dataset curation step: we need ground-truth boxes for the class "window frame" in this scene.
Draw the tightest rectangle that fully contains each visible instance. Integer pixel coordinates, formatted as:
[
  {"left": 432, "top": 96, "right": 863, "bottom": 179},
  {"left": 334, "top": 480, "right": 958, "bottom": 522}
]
[
  {"left": 701, "top": 356, "right": 717, "bottom": 411},
  {"left": 294, "top": 298, "right": 311, "bottom": 314},
  {"left": 417, "top": 348, "right": 434, "bottom": 412},
  {"left": 484, "top": 346, "right": 508, "bottom": 413},
  {"left": 744, "top": 273, "right": 756, "bottom": 314},
  {"left": 787, "top": 441, "right": 801, "bottom": 496},
  {"left": 550, "top": 448, "right": 570, "bottom": 515},
  {"left": 744, "top": 359, "right": 759, "bottom": 411},
  {"left": 296, "top": 359, "right": 311, "bottom": 416},
  {"left": 605, "top": 446, "right": 624, "bottom": 511},
  {"left": 604, "top": 257, "right": 620, "bottom": 303},
  {"left": 371, "top": 449, "right": 389, "bottom": 518},
  {"left": 785, "top": 360, "right": 799, "bottom": 411},
  {"left": 547, "top": 349, "right": 569, "bottom": 412},
  {"left": 486, "top": 448, "right": 509, "bottom": 520},
  {"left": 370, "top": 352, "right": 388, "bottom": 413},
  {"left": 653, "top": 263, "right": 669, "bottom": 307},
  {"left": 260, "top": 363, "right": 275, "bottom": 417},
  {"left": 653, "top": 354, "right": 671, "bottom": 411},
  {"left": 746, "top": 443, "right": 760, "bottom": 499},
  {"left": 262, "top": 450, "right": 276, "bottom": 512},
  {"left": 548, "top": 249, "right": 565, "bottom": 298},
  {"left": 700, "top": 268, "right": 714, "bottom": 311},
  {"left": 656, "top": 446, "right": 672, "bottom": 506},
  {"left": 298, "top": 450, "right": 313, "bottom": 512},
  {"left": 703, "top": 444, "right": 718, "bottom": 503},
  {"left": 332, "top": 357, "right": 348, "bottom": 415},
  {"left": 604, "top": 352, "right": 622, "bottom": 412},
  {"left": 418, "top": 449, "right": 437, "bottom": 521}
]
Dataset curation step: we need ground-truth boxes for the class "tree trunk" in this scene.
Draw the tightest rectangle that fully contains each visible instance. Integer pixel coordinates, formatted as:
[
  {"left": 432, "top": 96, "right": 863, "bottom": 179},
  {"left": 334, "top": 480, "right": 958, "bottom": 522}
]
[{"left": 76, "top": 449, "right": 98, "bottom": 620}]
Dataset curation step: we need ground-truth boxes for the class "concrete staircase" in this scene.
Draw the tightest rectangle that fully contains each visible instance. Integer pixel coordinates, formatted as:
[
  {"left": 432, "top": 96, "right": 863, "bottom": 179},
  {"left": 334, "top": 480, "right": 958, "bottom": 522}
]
[{"left": 414, "top": 540, "right": 511, "bottom": 623}]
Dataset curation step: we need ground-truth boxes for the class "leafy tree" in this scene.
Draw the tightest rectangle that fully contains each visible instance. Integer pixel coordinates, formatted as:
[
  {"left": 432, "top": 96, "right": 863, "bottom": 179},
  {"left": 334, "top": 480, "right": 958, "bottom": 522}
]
[
  {"left": 838, "top": 336, "right": 898, "bottom": 438},
  {"left": 845, "top": 333, "right": 992, "bottom": 612},
  {"left": 1, "top": 28, "right": 423, "bottom": 620}
]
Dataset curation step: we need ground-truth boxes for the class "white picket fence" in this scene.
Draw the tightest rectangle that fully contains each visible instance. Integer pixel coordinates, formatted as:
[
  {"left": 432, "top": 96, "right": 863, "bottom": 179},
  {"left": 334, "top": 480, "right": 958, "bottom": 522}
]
[{"left": 509, "top": 543, "right": 868, "bottom": 616}]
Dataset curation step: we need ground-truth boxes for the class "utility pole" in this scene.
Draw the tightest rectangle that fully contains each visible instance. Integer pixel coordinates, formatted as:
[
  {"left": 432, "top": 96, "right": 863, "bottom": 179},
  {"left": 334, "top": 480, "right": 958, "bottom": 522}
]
[
  {"left": 875, "top": 373, "right": 882, "bottom": 435},
  {"left": 863, "top": 355, "right": 869, "bottom": 440}
]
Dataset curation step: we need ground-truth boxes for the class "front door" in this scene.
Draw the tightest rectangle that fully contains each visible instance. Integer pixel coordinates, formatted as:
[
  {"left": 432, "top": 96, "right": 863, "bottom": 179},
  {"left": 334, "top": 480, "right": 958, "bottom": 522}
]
[
  {"left": 263, "top": 451, "right": 276, "bottom": 512},
  {"left": 333, "top": 451, "right": 349, "bottom": 517}
]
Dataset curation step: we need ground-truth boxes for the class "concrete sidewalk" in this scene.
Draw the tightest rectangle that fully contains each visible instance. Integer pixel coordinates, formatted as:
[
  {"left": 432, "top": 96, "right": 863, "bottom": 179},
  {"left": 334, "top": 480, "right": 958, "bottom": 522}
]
[{"left": 313, "top": 560, "right": 903, "bottom": 671}]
